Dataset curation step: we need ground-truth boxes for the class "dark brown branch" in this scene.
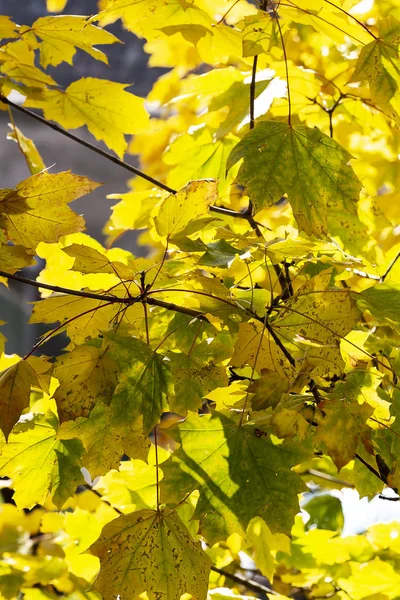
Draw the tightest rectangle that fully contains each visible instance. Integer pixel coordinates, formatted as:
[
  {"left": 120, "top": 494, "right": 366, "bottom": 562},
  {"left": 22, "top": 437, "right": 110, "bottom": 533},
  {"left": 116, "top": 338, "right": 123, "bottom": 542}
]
[
  {"left": 273, "top": 263, "right": 291, "bottom": 300},
  {"left": 1, "top": 96, "right": 270, "bottom": 233},
  {"left": 211, "top": 566, "right": 277, "bottom": 595},
  {"left": 0, "top": 270, "right": 124, "bottom": 303},
  {"left": 210, "top": 204, "right": 265, "bottom": 235},
  {"left": 0, "top": 94, "right": 177, "bottom": 195},
  {"left": 0, "top": 270, "right": 211, "bottom": 322},
  {"left": 249, "top": 55, "right": 258, "bottom": 130},
  {"left": 355, "top": 453, "right": 387, "bottom": 486},
  {"left": 265, "top": 319, "right": 296, "bottom": 366}
]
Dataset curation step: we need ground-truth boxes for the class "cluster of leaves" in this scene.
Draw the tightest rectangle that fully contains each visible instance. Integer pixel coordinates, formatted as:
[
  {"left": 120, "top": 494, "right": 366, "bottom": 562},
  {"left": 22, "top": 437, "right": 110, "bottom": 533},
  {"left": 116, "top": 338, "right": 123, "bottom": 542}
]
[{"left": 1, "top": 0, "right": 400, "bottom": 598}]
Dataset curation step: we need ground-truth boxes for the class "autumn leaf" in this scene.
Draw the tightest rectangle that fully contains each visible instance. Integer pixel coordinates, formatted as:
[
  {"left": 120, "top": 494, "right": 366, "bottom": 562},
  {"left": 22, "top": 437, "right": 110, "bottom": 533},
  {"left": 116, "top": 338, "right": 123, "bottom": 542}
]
[
  {"left": 227, "top": 122, "right": 361, "bottom": 237},
  {"left": 0, "top": 360, "right": 40, "bottom": 438},
  {"left": 247, "top": 369, "right": 289, "bottom": 411},
  {"left": 46, "top": 0, "right": 68, "bottom": 11},
  {"left": 349, "top": 16, "right": 400, "bottom": 122},
  {"left": 7, "top": 123, "right": 46, "bottom": 175},
  {"left": 109, "top": 335, "right": 170, "bottom": 432},
  {"left": 29, "top": 293, "right": 119, "bottom": 345},
  {"left": 61, "top": 403, "right": 150, "bottom": 478},
  {"left": 89, "top": 508, "right": 211, "bottom": 600},
  {"left": 357, "top": 283, "right": 400, "bottom": 333},
  {"left": 154, "top": 179, "right": 218, "bottom": 238},
  {"left": 0, "top": 171, "right": 100, "bottom": 251},
  {"left": 0, "top": 245, "right": 35, "bottom": 274},
  {"left": 0, "top": 40, "right": 56, "bottom": 89},
  {"left": 25, "top": 15, "right": 120, "bottom": 68},
  {"left": 26, "top": 78, "right": 150, "bottom": 158},
  {"left": 53, "top": 344, "right": 119, "bottom": 421},
  {"left": 315, "top": 399, "right": 374, "bottom": 469}
]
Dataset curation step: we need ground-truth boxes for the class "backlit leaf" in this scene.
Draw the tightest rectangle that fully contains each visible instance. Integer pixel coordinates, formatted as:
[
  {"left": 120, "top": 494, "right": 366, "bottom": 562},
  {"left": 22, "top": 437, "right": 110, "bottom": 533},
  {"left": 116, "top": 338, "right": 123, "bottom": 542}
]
[
  {"left": 161, "top": 411, "right": 309, "bottom": 543},
  {"left": 27, "top": 15, "right": 120, "bottom": 68},
  {"left": 0, "top": 360, "right": 40, "bottom": 439},
  {"left": 27, "top": 78, "right": 150, "bottom": 158},
  {"left": 7, "top": 123, "right": 46, "bottom": 175},
  {"left": 53, "top": 344, "right": 119, "bottom": 421},
  {"left": 0, "top": 410, "right": 84, "bottom": 508},
  {"left": 0, "top": 171, "right": 99, "bottom": 251},
  {"left": 154, "top": 179, "right": 218, "bottom": 238},
  {"left": 227, "top": 122, "right": 361, "bottom": 237},
  {"left": 90, "top": 508, "right": 211, "bottom": 600}
]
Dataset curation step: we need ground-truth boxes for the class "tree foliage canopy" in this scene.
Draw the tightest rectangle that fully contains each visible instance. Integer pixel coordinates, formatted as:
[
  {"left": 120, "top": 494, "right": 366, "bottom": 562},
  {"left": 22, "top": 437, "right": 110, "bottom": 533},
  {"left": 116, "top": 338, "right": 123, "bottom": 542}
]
[{"left": 1, "top": 0, "right": 400, "bottom": 598}]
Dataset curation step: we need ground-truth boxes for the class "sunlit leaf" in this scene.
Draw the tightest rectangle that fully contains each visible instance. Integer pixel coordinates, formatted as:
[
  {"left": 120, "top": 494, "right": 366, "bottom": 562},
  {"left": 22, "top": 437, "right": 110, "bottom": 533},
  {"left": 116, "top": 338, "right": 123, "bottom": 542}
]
[
  {"left": 227, "top": 122, "right": 361, "bottom": 237},
  {"left": 26, "top": 15, "right": 120, "bottom": 68},
  {"left": 0, "top": 171, "right": 100, "bottom": 251},
  {"left": 154, "top": 179, "right": 218, "bottom": 238},
  {"left": 0, "top": 410, "right": 84, "bottom": 508},
  {"left": 26, "top": 78, "right": 150, "bottom": 158}
]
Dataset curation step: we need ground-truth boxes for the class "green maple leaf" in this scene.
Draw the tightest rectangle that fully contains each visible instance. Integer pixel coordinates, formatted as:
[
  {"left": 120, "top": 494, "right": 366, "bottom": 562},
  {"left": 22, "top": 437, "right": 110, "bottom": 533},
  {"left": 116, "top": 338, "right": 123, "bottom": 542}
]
[
  {"left": 226, "top": 121, "right": 361, "bottom": 237},
  {"left": 161, "top": 411, "right": 309, "bottom": 543},
  {"left": 0, "top": 410, "right": 84, "bottom": 508},
  {"left": 109, "top": 336, "right": 170, "bottom": 432},
  {"left": 0, "top": 171, "right": 100, "bottom": 251},
  {"left": 89, "top": 508, "right": 211, "bottom": 600}
]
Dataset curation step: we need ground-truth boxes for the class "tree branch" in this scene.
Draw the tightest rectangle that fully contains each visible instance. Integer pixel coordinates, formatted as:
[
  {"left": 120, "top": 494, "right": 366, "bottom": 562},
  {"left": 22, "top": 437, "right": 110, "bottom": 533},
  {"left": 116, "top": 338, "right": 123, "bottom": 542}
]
[
  {"left": 1, "top": 95, "right": 270, "bottom": 233},
  {"left": 146, "top": 297, "right": 209, "bottom": 321},
  {"left": 0, "top": 270, "right": 211, "bottom": 322},
  {"left": 211, "top": 566, "right": 277, "bottom": 595},
  {"left": 0, "top": 270, "right": 125, "bottom": 303},
  {"left": 0, "top": 94, "right": 176, "bottom": 195}
]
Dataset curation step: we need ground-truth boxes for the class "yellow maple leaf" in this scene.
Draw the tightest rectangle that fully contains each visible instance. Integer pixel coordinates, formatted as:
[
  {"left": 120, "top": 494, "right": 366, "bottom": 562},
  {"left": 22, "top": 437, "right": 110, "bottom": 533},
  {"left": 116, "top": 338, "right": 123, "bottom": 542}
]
[
  {"left": 0, "top": 171, "right": 100, "bottom": 251},
  {"left": 25, "top": 15, "right": 120, "bottom": 68},
  {"left": 26, "top": 78, "right": 150, "bottom": 158}
]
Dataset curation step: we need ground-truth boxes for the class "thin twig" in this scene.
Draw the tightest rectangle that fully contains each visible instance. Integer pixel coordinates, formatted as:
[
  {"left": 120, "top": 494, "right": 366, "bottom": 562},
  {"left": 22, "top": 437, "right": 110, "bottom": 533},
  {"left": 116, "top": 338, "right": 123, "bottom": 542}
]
[
  {"left": 250, "top": 55, "right": 258, "bottom": 130},
  {"left": 322, "top": 0, "right": 377, "bottom": 39},
  {"left": 211, "top": 566, "right": 277, "bottom": 595},
  {"left": 306, "top": 468, "right": 355, "bottom": 488},
  {"left": 0, "top": 94, "right": 176, "bottom": 195},
  {"left": 2, "top": 94, "right": 271, "bottom": 231},
  {"left": 0, "top": 270, "right": 213, "bottom": 322}
]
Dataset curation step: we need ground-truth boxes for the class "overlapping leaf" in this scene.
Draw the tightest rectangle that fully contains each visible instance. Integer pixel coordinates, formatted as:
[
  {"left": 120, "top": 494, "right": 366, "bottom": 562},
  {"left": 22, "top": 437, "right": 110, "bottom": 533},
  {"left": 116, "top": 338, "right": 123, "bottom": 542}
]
[
  {"left": 227, "top": 122, "right": 361, "bottom": 237},
  {"left": 161, "top": 411, "right": 309, "bottom": 543},
  {"left": 89, "top": 508, "right": 211, "bottom": 600}
]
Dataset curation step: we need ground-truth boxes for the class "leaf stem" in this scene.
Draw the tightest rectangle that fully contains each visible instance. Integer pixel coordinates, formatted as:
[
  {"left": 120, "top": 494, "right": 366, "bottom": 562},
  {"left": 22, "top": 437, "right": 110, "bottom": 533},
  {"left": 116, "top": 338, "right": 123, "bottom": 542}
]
[
  {"left": 153, "top": 426, "right": 161, "bottom": 511},
  {"left": 321, "top": 0, "right": 378, "bottom": 40}
]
